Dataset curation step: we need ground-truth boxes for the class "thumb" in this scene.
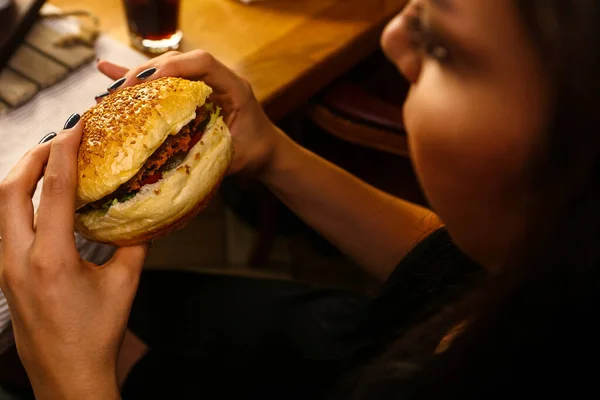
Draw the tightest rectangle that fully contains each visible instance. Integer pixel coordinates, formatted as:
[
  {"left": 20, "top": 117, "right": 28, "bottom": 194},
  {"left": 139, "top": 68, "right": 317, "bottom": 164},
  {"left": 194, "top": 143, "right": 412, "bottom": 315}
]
[{"left": 105, "top": 243, "right": 149, "bottom": 282}]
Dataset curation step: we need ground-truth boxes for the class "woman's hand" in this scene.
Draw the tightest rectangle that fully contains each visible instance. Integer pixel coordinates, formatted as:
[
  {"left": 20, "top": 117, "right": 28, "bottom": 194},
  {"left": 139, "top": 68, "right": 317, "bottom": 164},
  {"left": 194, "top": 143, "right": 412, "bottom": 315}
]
[
  {"left": 0, "top": 122, "right": 147, "bottom": 400},
  {"left": 97, "top": 50, "right": 289, "bottom": 177}
]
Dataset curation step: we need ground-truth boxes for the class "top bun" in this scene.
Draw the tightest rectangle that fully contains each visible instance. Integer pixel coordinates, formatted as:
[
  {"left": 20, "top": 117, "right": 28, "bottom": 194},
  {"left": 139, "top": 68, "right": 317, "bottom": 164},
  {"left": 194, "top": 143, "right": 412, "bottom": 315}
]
[{"left": 76, "top": 77, "right": 212, "bottom": 208}]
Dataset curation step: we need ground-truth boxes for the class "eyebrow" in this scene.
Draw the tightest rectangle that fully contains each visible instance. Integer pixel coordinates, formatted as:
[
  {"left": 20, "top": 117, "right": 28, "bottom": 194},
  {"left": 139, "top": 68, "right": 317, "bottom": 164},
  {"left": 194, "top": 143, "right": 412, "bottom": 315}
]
[{"left": 429, "top": 0, "right": 454, "bottom": 11}]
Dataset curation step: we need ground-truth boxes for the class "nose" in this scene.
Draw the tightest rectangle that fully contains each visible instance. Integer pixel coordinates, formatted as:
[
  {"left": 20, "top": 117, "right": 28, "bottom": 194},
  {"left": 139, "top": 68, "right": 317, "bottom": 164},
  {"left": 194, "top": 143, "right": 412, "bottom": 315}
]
[{"left": 381, "top": 2, "right": 423, "bottom": 84}]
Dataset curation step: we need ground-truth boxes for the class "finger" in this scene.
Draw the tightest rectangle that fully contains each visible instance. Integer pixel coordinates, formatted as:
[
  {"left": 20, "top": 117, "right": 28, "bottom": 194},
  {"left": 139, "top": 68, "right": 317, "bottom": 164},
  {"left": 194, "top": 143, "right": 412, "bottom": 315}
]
[
  {"left": 106, "top": 244, "right": 148, "bottom": 274},
  {"left": 94, "top": 91, "right": 110, "bottom": 104},
  {"left": 102, "top": 52, "right": 180, "bottom": 92},
  {"left": 0, "top": 142, "right": 53, "bottom": 248},
  {"left": 97, "top": 60, "right": 129, "bottom": 80},
  {"left": 0, "top": 236, "right": 4, "bottom": 286},
  {"left": 137, "top": 50, "right": 244, "bottom": 95},
  {"left": 104, "top": 244, "right": 148, "bottom": 294},
  {"left": 104, "top": 51, "right": 245, "bottom": 98},
  {"left": 35, "top": 121, "right": 83, "bottom": 251}
]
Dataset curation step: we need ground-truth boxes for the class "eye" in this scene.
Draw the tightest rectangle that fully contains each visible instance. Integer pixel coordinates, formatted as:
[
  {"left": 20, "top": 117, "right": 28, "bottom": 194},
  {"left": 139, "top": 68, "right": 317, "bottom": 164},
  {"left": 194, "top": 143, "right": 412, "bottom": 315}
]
[{"left": 406, "top": 13, "right": 451, "bottom": 63}]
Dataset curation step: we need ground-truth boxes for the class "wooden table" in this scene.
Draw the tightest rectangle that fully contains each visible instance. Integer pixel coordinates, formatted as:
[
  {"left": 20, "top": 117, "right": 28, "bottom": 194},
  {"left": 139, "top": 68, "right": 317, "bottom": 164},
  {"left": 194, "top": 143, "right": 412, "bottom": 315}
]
[{"left": 50, "top": 0, "right": 407, "bottom": 121}]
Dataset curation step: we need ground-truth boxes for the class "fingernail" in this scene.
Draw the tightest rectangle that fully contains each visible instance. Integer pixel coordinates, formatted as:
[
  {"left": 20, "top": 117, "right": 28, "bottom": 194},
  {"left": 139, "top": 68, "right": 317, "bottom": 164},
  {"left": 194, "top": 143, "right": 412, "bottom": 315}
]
[
  {"left": 64, "top": 113, "right": 81, "bottom": 130},
  {"left": 39, "top": 132, "right": 57, "bottom": 144},
  {"left": 136, "top": 67, "right": 156, "bottom": 80},
  {"left": 107, "top": 77, "right": 126, "bottom": 91},
  {"left": 95, "top": 91, "right": 110, "bottom": 100}
]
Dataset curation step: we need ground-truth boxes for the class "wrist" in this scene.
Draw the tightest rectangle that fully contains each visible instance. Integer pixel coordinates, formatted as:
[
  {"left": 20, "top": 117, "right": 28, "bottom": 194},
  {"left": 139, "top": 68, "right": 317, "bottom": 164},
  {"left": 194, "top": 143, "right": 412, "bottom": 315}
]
[
  {"left": 31, "top": 369, "right": 120, "bottom": 400},
  {"left": 257, "top": 127, "right": 302, "bottom": 185}
]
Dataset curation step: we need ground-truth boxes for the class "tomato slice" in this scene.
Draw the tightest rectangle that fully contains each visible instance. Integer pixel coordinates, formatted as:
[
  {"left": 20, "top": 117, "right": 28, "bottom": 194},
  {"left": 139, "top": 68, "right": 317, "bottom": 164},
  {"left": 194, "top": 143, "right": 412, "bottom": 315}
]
[{"left": 139, "top": 172, "right": 162, "bottom": 186}]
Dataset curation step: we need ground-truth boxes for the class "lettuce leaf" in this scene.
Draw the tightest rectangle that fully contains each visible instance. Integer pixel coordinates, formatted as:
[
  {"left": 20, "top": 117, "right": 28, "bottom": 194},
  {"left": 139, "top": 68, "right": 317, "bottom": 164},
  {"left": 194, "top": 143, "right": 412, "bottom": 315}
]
[
  {"left": 100, "top": 192, "right": 136, "bottom": 211},
  {"left": 206, "top": 104, "right": 222, "bottom": 130},
  {"left": 118, "top": 192, "right": 136, "bottom": 203},
  {"left": 101, "top": 198, "right": 118, "bottom": 211}
]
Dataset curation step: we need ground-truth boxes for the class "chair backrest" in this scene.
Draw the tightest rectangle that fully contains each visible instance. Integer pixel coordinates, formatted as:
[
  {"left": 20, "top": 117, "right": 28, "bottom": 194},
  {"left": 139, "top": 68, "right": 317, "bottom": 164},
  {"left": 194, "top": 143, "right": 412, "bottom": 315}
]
[{"left": 308, "top": 52, "right": 411, "bottom": 157}]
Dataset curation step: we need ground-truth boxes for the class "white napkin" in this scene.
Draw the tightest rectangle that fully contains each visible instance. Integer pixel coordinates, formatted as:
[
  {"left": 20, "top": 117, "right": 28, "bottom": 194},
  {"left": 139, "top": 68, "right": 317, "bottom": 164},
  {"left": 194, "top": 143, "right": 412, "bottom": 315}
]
[{"left": 0, "top": 13, "right": 149, "bottom": 337}]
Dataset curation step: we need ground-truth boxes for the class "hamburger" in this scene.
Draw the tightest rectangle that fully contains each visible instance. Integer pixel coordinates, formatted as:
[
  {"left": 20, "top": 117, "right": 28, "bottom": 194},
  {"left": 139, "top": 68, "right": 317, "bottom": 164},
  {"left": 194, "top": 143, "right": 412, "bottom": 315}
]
[{"left": 74, "top": 77, "right": 233, "bottom": 246}]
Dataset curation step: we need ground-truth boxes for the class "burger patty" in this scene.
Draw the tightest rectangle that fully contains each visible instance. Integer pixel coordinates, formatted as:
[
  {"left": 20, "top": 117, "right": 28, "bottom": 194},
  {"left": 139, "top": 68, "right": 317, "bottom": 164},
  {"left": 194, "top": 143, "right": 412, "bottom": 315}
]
[
  {"left": 125, "top": 104, "right": 210, "bottom": 191},
  {"left": 79, "top": 105, "right": 210, "bottom": 212},
  {"left": 122, "top": 125, "right": 194, "bottom": 193}
]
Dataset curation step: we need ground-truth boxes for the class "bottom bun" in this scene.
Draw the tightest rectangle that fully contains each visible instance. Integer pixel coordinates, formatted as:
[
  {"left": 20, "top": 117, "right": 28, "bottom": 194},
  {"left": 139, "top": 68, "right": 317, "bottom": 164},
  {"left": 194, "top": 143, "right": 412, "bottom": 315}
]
[{"left": 75, "top": 117, "right": 233, "bottom": 246}]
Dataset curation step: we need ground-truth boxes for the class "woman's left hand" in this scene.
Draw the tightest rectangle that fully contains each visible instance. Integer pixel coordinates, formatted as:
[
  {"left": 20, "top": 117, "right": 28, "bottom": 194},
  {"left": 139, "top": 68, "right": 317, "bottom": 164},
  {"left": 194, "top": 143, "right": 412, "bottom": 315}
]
[{"left": 0, "top": 122, "right": 147, "bottom": 400}]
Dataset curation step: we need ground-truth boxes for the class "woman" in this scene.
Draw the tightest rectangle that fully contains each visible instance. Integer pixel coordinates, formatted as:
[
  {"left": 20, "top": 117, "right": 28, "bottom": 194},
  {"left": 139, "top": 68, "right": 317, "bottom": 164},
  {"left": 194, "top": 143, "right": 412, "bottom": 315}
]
[{"left": 1, "top": 0, "right": 598, "bottom": 398}]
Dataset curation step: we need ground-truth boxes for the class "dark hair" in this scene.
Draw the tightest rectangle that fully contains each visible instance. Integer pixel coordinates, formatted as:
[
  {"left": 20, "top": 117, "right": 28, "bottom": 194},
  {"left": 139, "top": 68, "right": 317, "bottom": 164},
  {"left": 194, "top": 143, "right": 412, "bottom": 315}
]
[{"left": 352, "top": 1, "right": 600, "bottom": 398}]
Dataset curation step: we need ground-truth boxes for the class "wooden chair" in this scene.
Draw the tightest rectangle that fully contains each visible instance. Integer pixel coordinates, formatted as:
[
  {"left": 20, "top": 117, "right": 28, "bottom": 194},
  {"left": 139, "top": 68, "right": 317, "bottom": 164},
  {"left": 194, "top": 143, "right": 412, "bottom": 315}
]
[
  {"left": 307, "top": 82, "right": 408, "bottom": 157},
  {"left": 307, "top": 51, "right": 410, "bottom": 158}
]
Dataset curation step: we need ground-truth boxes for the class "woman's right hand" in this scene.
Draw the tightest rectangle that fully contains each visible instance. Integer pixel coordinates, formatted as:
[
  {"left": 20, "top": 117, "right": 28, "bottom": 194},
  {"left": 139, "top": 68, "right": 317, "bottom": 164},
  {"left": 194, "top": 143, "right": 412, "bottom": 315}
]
[
  {"left": 0, "top": 122, "right": 147, "bottom": 400},
  {"left": 97, "top": 50, "right": 290, "bottom": 177}
]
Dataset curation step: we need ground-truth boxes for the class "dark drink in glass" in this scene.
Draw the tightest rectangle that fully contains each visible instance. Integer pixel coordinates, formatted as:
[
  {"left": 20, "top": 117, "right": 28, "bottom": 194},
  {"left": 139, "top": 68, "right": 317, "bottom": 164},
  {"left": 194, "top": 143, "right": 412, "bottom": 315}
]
[{"left": 122, "top": 0, "right": 182, "bottom": 54}]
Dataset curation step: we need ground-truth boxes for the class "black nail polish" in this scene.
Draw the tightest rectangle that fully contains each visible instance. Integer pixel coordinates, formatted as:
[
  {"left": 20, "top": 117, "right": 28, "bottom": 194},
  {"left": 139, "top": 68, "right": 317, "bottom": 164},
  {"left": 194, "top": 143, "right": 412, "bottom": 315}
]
[
  {"left": 107, "top": 77, "right": 126, "bottom": 91},
  {"left": 39, "top": 132, "right": 57, "bottom": 144},
  {"left": 64, "top": 113, "right": 81, "bottom": 130},
  {"left": 95, "top": 91, "right": 110, "bottom": 100},
  {"left": 136, "top": 67, "right": 156, "bottom": 80}
]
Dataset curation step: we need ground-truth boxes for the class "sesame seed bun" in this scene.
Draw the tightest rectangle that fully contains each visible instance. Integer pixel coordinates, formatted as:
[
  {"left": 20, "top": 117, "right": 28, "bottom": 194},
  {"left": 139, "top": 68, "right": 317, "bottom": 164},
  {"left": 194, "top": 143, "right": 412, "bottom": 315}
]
[
  {"left": 74, "top": 77, "right": 233, "bottom": 246},
  {"left": 76, "top": 77, "right": 213, "bottom": 207}
]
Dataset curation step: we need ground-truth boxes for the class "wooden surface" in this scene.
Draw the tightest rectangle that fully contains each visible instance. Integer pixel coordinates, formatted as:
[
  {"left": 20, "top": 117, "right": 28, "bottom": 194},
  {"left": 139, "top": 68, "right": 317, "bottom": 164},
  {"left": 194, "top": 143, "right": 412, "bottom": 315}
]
[{"left": 50, "top": 0, "right": 408, "bottom": 120}]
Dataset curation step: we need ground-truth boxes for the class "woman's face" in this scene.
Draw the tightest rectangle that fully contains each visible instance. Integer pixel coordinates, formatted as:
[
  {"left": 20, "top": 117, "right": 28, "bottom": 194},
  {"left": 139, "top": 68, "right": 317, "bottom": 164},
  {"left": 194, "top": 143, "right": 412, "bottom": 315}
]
[{"left": 382, "top": 0, "right": 549, "bottom": 269}]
